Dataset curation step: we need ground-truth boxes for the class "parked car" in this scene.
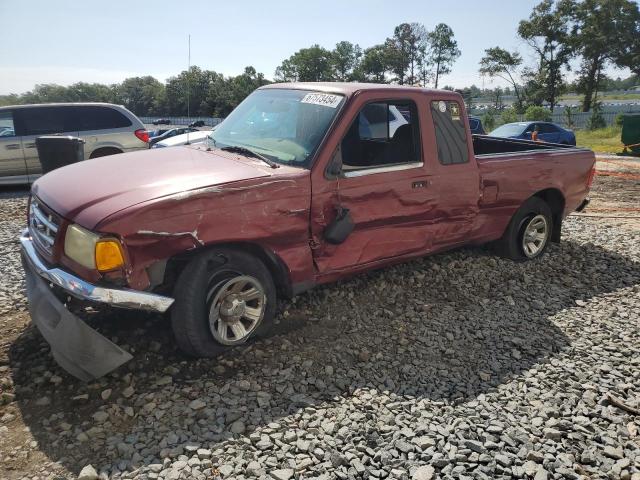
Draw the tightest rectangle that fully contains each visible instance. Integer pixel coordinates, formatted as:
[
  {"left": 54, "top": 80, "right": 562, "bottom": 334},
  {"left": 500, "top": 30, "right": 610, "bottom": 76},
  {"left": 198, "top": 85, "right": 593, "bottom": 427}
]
[
  {"left": 21, "top": 83, "right": 595, "bottom": 379},
  {"left": 0, "top": 103, "right": 148, "bottom": 185},
  {"left": 152, "top": 118, "right": 171, "bottom": 125},
  {"left": 152, "top": 129, "right": 213, "bottom": 148},
  {"left": 490, "top": 121, "right": 576, "bottom": 145},
  {"left": 468, "top": 116, "right": 486, "bottom": 135},
  {"left": 148, "top": 127, "right": 199, "bottom": 146},
  {"left": 189, "top": 120, "right": 206, "bottom": 128},
  {"left": 147, "top": 129, "right": 168, "bottom": 138}
]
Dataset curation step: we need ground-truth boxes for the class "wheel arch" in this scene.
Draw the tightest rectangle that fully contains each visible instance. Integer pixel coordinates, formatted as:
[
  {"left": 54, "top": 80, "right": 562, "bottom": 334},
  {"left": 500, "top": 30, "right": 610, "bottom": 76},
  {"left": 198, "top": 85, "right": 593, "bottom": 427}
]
[
  {"left": 89, "top": 146, "right": 123, "bottom": 159},
  {"left": 163, "top": 241, "right": 294, "bottom": 299},
  {"left": 532, "top": 188, "right": 565, "bottom": 242}
]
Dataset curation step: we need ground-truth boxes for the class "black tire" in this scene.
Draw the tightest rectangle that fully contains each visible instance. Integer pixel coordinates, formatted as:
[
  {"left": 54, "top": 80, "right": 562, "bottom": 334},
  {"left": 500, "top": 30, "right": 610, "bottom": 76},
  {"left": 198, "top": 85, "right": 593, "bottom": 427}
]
[
  {"left": 171, "top": 248, "right": 276, "bottom": 357},
  {"left": 493, "top": 197, "right": 553, "bottom": 261},
  {"left": 90, "top": 147, "right": 122, "bottom": 159}
]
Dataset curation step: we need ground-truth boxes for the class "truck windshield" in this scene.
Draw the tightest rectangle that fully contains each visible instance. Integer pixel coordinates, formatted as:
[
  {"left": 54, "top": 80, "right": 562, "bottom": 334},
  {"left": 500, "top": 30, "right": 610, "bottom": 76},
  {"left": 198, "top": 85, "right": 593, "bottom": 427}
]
[{"left": 207, "top": 89, "right": 345, "bottom": 168}]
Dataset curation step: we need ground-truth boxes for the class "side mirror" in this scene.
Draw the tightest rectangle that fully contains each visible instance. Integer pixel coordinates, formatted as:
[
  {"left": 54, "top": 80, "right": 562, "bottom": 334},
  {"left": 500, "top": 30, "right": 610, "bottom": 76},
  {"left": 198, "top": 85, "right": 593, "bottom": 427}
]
[{"left": 325, "top": 146, "right": 343, "bottom": 179}]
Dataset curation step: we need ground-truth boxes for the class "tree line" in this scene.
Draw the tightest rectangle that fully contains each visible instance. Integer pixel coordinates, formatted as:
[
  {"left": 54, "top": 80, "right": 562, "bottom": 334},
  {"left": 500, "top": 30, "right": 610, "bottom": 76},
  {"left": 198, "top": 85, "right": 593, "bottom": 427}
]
[
  {"left": 0, "top": 0, "right": 638, "bottom": 118},
  {"left": 0, "top": 67, "right": 270, "bottom": 118},
  {"left": 479, "top": 0, "right": 640, "bottom": 113},
  {"left": 274, "top": 22, "right": 460, "bottom": 88}
]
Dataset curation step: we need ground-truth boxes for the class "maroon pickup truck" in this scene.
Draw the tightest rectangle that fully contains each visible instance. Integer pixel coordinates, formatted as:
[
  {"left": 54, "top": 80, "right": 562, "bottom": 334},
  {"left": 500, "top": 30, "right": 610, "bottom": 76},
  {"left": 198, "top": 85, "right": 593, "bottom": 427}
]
[{"left": 21, "top": 83, "right": 595, "bottom": 380}]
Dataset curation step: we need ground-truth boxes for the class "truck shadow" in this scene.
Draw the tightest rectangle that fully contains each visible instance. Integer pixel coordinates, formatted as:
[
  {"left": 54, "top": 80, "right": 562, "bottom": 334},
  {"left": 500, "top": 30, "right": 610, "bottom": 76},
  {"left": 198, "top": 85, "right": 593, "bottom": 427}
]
[{"left": 7, "top": 239, "right": 640, "bottom": 476}]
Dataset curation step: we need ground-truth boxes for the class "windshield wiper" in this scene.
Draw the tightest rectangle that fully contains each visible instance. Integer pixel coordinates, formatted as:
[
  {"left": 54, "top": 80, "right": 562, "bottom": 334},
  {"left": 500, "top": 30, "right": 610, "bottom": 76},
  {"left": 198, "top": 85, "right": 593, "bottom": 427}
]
[{"left": 220, "top": 145, "right": 280, "bottom": 169}]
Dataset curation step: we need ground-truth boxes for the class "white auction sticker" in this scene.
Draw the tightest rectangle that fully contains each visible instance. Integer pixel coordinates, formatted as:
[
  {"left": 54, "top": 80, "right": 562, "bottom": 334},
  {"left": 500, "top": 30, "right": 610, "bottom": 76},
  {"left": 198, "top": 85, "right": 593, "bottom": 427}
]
[{"left": 301, "top": 93, "right": 342, "bottom": 108}]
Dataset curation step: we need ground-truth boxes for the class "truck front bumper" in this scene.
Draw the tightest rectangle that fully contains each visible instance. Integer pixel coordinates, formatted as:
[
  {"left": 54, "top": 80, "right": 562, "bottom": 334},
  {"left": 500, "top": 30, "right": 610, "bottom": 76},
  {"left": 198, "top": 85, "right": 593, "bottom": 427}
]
[{"left": 20, "top": 229, "right": 174, "bottom": 381}]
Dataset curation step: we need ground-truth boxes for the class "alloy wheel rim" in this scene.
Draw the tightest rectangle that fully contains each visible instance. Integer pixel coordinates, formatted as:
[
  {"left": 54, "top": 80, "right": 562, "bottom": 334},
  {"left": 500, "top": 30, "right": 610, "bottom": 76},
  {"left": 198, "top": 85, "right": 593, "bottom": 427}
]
[
  {"left": 522, "top": 214, "right": 548, "bottom": 258},
  {"left": 207, "top": 274, "right": 266, "bottom": 345}
]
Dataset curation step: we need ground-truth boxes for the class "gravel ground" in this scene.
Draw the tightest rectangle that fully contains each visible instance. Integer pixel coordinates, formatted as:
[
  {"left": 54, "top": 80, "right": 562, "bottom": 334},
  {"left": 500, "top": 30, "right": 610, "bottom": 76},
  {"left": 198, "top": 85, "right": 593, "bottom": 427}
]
[{"left": 0, "top": 161, "right": 639, "bottom": 480}]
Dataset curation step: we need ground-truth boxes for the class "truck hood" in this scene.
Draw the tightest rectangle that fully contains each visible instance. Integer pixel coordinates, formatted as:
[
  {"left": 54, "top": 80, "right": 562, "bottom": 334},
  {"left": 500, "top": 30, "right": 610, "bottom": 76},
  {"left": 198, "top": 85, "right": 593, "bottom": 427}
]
[{"left": 32, "top": 146, "right": 271, "bottom": 229}]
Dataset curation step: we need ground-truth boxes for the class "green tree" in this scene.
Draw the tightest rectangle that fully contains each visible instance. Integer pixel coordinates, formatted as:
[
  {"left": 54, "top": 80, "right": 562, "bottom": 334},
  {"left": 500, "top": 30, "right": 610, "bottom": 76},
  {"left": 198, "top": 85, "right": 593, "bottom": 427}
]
[
  {"left": 331, "top": 41, "right": 362, "bottom": 81},
  {"left": 426, "top": 23, "right": 461, "bottom": 88},
  {"left": 524, "top": 105, "right": 553, "bottom": 121},
  {"left": 501, "top": 108, "right": 519, "bottom": 124},
  {"left": 165, "top": 66, "right": 217, "bottom": 116},
  {"left": 356, "top": 45, "right": 389, "bottom": 82},
  {"left": 518, "top": 0, "right": 574, "bottom": 111},
  {"left": 564, "top": 105, "right": 577, "bottom": 128},
  {"left": 21, "top": 84, "right": 75, "bottom": 103},
  {"left": 586, "top": 101, "right": 606, "bottom": 130},
  {"left": 482, "top": 109, "right": 497, "bottom": 131},
  {"left": 611, "top": 1, "right": 640, "bottom": 76},
  {"left": 383, "top": 23, "right": 413, "bottom": 85},
  {"left": 571, "top": 0, "right": 638, "bottom": 112},
  {"left": 274, "top": 45, "right": 333, "bottom": 82},
  {"left": 0, "top": 94, "right": 20, "bottom": 107},
  {"left": 115, "top": 76, "right": 165, "bottom": 116},
  {"left": 479, "top": 47, "right": 525, "bottom": 111}
]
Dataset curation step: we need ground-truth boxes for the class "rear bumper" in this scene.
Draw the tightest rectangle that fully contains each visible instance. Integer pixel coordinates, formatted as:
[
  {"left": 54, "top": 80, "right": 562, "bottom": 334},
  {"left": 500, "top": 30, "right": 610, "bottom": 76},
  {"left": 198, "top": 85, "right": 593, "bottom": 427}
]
[
  {"left": 20, "top": 229, "right": 173, "bottom": 381},
  {"left": 575, "top": 197, "right": 590, "bottom": 212}
]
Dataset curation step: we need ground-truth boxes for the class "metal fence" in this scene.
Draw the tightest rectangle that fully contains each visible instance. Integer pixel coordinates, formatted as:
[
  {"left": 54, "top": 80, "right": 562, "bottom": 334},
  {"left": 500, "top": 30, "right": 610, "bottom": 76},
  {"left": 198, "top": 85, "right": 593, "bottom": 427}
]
[
  {"left": 550, "top": 111, "right": 619, "bottom": 129},
  {"left": 470, "top": 104, "right": 640, "bottom": 129},
  {"left": 140, "top": 116, "right": 224, "bottom": 127}
]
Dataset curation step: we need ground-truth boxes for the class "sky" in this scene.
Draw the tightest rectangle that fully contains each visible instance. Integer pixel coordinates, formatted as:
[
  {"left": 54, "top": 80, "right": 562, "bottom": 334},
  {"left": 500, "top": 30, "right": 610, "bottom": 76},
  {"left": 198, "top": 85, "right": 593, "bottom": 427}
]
[{"left": 0, "top": 0, "right": 631, "bottom": 95}]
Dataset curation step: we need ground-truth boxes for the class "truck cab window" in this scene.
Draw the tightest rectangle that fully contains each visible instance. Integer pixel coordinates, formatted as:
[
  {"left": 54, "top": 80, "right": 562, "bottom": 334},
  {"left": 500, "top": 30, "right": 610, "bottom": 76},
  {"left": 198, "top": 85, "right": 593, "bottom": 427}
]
[
  {"left": 341, "top": 101, "right": 421, "bottom": 171},
  {"left": 431, "top": 100, "right": 469, "bottom": 165}
]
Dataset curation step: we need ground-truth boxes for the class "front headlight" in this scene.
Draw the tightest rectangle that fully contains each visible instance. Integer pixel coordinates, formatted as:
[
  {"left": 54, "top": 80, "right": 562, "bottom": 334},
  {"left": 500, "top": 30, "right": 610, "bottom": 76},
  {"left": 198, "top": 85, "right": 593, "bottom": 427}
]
[
  {"left": 64, "top": 224, "right": 98, "bottom": 269},
  {"left": 64, "top": 224, "right": 125, "bottom": 272}
]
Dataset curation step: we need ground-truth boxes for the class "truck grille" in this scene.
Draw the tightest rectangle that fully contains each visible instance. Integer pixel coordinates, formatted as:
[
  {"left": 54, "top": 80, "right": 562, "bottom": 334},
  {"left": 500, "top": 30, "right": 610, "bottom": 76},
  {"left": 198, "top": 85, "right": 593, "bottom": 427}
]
[{"left": 29, "top": 199, "right": 60, "bottom": 254}]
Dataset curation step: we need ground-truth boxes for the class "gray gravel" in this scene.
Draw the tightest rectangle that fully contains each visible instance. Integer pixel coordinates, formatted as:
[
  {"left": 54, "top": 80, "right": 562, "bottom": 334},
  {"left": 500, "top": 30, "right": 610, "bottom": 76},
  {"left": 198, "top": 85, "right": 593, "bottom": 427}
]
[
  {"left": 0, "top": 191, "right": 639, "bottom": 480},
  {"left": 0, "top": 190, "right": 28, "bottom": 315}
]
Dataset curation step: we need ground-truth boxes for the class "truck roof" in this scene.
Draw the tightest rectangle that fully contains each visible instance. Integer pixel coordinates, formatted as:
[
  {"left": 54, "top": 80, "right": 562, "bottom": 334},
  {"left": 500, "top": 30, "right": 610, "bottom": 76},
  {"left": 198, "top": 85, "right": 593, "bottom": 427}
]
[{"left": 260, "top": 82, "right": 461, "bottom": 97}]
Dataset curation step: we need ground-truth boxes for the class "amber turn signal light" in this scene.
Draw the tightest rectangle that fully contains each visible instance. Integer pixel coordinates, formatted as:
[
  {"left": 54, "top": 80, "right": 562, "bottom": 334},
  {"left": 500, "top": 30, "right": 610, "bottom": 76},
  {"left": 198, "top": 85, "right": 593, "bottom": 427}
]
[{"left": 95, "top": 240, "right": 125, "bottom": 272}]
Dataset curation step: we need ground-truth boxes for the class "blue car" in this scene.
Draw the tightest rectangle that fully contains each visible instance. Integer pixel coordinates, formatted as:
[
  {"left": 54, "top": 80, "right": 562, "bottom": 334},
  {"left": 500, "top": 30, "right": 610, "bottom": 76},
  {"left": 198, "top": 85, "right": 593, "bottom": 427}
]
[
  {"left": 468, "top": 116, "right": 486, "bottom": 135},
  {"left": 490, "top": 122, "right": 576, "bottom": 145}
]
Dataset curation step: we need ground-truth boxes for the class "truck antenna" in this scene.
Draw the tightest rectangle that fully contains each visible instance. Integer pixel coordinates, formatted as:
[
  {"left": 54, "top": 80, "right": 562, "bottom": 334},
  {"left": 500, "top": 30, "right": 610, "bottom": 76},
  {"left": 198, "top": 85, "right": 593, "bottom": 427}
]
[{"left": 187, "top": 34, "right": 191, "bottom": 144}]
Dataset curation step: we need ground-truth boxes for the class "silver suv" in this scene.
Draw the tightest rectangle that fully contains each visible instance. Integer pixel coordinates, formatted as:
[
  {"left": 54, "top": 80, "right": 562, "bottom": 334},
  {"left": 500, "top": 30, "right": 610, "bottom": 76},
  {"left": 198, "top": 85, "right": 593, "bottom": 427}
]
[{"left": 0, "top": 103, "right": 149, "bottom": 185}]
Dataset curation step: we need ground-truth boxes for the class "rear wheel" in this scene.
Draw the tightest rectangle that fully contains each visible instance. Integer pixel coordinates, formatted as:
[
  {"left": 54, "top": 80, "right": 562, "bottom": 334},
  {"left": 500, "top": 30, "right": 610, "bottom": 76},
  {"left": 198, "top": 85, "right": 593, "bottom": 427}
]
[
  {"left": 171, "top": 248, "right": 276, "bottom": 357},
  {"left": 494, "top": 197, "right": 553, "bottom": 261}
]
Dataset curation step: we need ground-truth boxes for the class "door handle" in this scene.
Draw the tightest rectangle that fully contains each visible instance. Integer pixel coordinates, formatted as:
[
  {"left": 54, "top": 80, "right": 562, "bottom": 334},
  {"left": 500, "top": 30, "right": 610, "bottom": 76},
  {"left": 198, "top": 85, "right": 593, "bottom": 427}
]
[
  {"left": 25, "top": 143, "right": 36, "bottom": 149},
  {"left": 412, "top": 180, "right": 428, "bottom": 189},
  {"left": 5, "top": 144, "right": 20, "bottom": 150}
]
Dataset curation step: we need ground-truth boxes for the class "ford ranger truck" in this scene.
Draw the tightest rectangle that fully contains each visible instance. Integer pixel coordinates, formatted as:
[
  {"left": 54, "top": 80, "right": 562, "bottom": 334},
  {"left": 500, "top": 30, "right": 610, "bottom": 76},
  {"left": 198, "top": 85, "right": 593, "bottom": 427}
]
[{"left": 20, "top": 83, "right": 595, "bottom": 380}]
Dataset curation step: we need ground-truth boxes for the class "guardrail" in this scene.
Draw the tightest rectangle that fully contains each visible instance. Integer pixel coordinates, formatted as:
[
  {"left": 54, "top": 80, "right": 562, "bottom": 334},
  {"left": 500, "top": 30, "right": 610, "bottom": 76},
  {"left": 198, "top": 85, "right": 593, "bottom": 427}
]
[{"left": 140, "top": 117, "right": 224, "bottom": 127}]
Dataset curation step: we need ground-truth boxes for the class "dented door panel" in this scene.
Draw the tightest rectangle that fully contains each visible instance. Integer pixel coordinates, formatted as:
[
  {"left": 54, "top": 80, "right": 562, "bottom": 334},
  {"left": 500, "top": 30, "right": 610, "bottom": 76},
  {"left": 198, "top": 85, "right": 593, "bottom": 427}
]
[{"left": 311, "top": 167, "right": 439, "bottom": 273}]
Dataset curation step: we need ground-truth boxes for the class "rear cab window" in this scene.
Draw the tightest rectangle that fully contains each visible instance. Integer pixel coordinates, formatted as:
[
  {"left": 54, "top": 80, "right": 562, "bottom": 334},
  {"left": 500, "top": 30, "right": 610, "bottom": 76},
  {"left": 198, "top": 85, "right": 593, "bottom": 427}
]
[{"left": 430, "top": 100, "right": 469, "bottom": 165}]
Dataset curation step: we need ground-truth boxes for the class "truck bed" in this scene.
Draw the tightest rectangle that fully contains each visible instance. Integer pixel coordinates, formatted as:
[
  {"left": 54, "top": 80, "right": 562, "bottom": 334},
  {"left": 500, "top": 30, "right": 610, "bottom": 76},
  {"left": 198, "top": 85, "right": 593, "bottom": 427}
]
[{"left": 472, "top": 135, "right": 573, "bottom": 156}]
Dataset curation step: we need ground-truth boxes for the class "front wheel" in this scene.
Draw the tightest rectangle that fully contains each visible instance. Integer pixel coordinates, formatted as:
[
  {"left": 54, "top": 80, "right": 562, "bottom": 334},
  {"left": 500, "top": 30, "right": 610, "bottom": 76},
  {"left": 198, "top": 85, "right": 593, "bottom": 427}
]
[
  {"left": 171, "top": 248, "right": 276, "bottom": 357},
  {"left": 494, "top": 197, "right": 553, "bottom": 261}
]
